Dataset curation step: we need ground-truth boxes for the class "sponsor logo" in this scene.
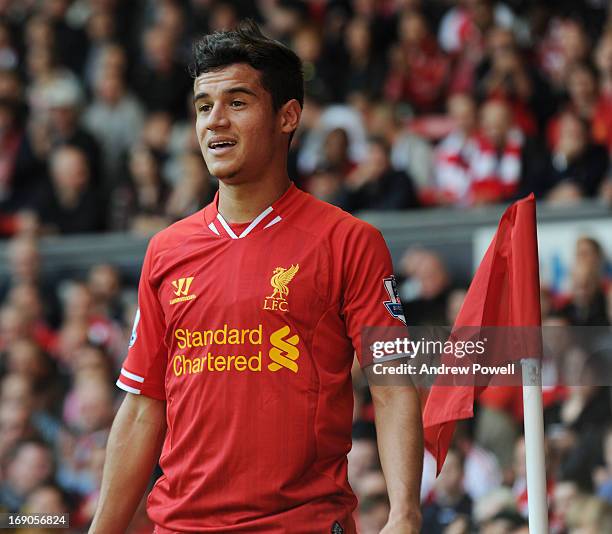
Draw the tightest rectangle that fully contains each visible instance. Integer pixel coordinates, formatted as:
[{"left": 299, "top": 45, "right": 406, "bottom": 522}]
[
  {"left": 383, "top": 276, "right": 406, "bottom": 324},
  {"left": 263, "top": 264, "right": 299, "bottom": 312},
  {"left": 170, "top": 324, "right": 300, "bottom": 375},
  {"left": 268, "top": 325, "right": 300, "bottom": 373},
  {"left": 170, "top": 277, "right": 196, "bottom": 305}
]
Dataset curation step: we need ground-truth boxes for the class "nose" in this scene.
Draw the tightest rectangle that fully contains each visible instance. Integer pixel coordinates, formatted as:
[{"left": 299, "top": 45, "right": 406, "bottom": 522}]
[{"left": 206, "top": 102, "right": 230, "bottom": 131}]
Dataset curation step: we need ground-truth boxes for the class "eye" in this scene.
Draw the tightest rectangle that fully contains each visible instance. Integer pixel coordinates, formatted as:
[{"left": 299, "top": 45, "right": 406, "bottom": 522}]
[
  {"left": 231, "top": 100, "right": 245, "bottom": 108},
  {"left": 197, "top": 103, "right": 212, "bottom": 113}
]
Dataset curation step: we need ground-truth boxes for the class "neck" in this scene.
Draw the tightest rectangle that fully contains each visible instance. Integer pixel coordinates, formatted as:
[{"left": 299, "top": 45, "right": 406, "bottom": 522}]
[{"left": 217, "top": 175, "right": 291, "bottom": 223}]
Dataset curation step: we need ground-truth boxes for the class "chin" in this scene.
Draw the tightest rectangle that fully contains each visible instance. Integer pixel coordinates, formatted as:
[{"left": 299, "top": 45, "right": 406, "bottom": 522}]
[
  {"left": 213, "top": 167, "right": 244, "bottom": 183},
  {"left": 208, "top": 162, "right": 239, "bottom": 179}
]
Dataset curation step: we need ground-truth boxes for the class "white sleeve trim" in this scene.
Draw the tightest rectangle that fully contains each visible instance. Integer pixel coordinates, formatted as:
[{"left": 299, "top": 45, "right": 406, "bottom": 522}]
[
  {"left": 121, "top": 368, "right": 145, "bottom": 383},
  {"left": 116, "top": 379, "right": 141, "bottom": 395}
]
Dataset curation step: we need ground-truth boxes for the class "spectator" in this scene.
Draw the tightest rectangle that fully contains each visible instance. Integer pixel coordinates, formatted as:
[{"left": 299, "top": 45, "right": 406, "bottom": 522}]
[
  {"left": 305, "top": 166, "right": 343, "bottom": 205},
  {"left": 83, "top": 67, "right": 144, "bottom": 182},
  {"left": 512, "top": 436, "right": 555, "bottom": 518},
  {"left": 57, "top": 376, "right": 113, "bottom": 498},
  {"left": 131, "top": 25, "right": 191, "bottom": 117},
  {"left": 165, "top": 151, "right": 214, "bottom": 221},
  {"left": 433, "top": 92, "right": 478, "bottom": 205},
  {"left": 470, "top": 98, "right": 525, "bottom": 203},
  {"left": 339, "top": 16, "right": 386, "bottom": 101},
  {"left": 575, "top": 236, "right": 606, "bottom": 275},
  {"left": 348, "top": 421, "right": 379, "bottom": 491},
  {"left": 471, "top": 486, "right": 517, "bottom": 528},
  {"left": 4, "top": 339, "right": 57, "bottom": 397},
  {"left": 54, "top": 318, "right": 89, "bottom": 368},
  {"left": 475, "top": 386, "right": 523, "bottom": 473},
  {"left": 544, "top": 112, "right": 609, "bottom": 202},
  {"left": 399, "top": 248, "right": 452, "bottom": 325},
  {"left": 0, "top": 305, "right": 34, "bottom": 351},
  {"left": 1, "top": 373, "right": 61, "bottom": 447},
  {"left": 551, "top": 479, "right": 581, "bottom": 532},
  {"left": 593, "top": 31, "right": 612, "bottom": 152},
  {"left": 0, "top": 20, "right": 18, "bottom": 71},
  {"left": 0, "top": 391, "right": 37, "bottom": 466},
  {"left": 453, "top": 422, "right": 502, "bottom": 502},
  {"left": 335, "top": 136, "right": 420, "bottom": 212},
  {"left": 109, "top": 144, "right": 170, "bottom": 234},
  {"left": 0, "top": 236, "right": 60, "bottom": 326},
  {"left": 0, "top": 69, "right": 22, "bottom": 101},
  {"left": 537, "top": 18, "right": 591, "bottom": 92},
  {"left": 292, "top": 23, "right": 341, "bottom": 102},
  {"left": 7, "top": 283, "right": 57, "bottom": 352},
  {"left": 94, "top": 43, "right": 128, "bottom": 81},
  {"left": 421, "top": 448, "right": 472, "bottom": 534},
  {"left": 557, "top": 385, "right": 612, "bottom": 490},
  {"left": 475, "top": 26, "right": 553, "bottom": 134},
  {"left": 366, "top": 102, "right": 434, "bottom": 190},
  {"left": 87, "top": 264, "right": 123, "bottom": 322},
  {"left": 438, "top": 0, "right": 518, "bottom": 56},
  {"left": 0, "top": 440, "right": 55, "bottom": 513},
  {"left": 22, "top": 484, "right": 69, "bottom": 516},
  {"left": 561, "top": 260, "right": 610, "bottom": 326},
  {"left": 35, "top": 145, "right": 104, "bottom": 235},
  {"left": 547, "top": 62, "right": 599, "bottom": 148},
  {"left": 296, "top": 91, "right": 368, "bottom": 176},
  {"left": 593, "top": 426, "right": 612, "bottom": 503},
  {"left": 83, "top": 9, "right": 117, "bottom": 90},
  {"left": 59, "top": 281, "right": 123, "bottom": 360},
  {"left": 40, "top": 0, "right": 88, "bottom": 75},
  {"left": 33, "top": 76, "right": 103, "bottom": 186},
  {"left": 0, "top": 97, "right": 36, "bottom": 212},
  {"left": 319, "top": 127, "right": 355, "bottom": 179},
  {"left": 385, "top": 10, "right": 450, "bottom": 113},
  {"left": 358, "top": 492, "right": 390, "bottom": 534},
  {"left": 565, "top": 495, "right": 612, "bottom": 532}
]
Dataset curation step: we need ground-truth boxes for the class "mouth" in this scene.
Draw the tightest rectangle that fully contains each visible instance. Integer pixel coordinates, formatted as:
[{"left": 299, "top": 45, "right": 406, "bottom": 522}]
[{"left": 207, "top": 138, "right": 237, "bottom": 155}]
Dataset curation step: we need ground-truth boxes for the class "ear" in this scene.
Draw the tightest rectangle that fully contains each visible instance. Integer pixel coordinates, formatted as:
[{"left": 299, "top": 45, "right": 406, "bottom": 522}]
[{"left": 279, "top": 99, "right": 302, "bottom": 135}]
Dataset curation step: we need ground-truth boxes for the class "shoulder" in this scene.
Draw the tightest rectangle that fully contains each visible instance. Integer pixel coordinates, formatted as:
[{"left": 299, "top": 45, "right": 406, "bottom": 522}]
[
  {"left": 302, "top": 195, "right": 388, "bottom": 263},
  {"left": 293, "top": 190, "right": 383, "bottom": 243},
  {"left": 146, "top": 210, "right": 204, "bottom": 257}
]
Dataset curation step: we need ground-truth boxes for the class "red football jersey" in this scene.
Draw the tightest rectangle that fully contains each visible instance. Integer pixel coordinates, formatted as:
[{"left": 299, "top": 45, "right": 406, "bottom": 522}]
[{"left": 117, "top": 183, "right": 405, "bottom": 533}]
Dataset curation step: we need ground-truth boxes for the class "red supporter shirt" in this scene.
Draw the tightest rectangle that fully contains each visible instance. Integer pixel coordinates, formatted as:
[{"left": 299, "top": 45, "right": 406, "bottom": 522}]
[{"left": 116, "top": 183, "right": 406, "bottom": 533}]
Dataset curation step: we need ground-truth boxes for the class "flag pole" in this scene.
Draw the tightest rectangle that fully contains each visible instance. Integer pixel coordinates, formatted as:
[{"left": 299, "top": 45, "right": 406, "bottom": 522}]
[{"left": 521, "top": 358, "right": 549, "bottom": 533}]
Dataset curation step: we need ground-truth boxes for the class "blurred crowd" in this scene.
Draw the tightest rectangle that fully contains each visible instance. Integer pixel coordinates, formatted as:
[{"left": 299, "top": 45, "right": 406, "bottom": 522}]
[
  {"left": 352, "top": 234, "right": 612, "bottom": 534},
  {"left": 1, "top": 0, "right": 612, "bottom": 533},
  {"left": 1, "top": 0, "right": 612, "bottom": 237}
]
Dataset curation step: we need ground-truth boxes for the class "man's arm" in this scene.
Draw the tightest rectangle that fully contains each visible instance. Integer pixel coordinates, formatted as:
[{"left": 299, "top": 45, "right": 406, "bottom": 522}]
[
  {"left": 370, "top": 382, "right": 423, "bottom": 533},
  {"left": 89, "top": 393, "right": 166, "bottom": 534}
]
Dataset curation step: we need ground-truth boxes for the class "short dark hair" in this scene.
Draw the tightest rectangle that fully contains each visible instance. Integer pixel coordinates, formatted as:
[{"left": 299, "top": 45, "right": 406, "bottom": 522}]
[{"left": 190, "top": 19, "right": 304, "bottom": 112}]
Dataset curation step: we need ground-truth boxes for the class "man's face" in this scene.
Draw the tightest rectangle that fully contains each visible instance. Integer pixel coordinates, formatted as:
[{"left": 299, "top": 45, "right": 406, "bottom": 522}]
[
  {"left": 194, "top": 63, "right": 281, "bottom": 183},
  {"left": 481, "top": 101, "right": 510, "bottom": 148}
]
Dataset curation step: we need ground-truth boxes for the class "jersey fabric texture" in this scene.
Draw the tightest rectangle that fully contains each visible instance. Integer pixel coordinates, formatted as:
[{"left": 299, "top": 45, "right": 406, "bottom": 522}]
[{"left": 117, "top": 183, "right": 404, "bottom": 533}]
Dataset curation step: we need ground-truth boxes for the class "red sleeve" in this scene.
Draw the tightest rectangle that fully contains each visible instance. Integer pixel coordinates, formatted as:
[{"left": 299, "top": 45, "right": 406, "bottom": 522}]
[
  {"left": 339, "top": 220, "right": 407, "bottom": 365},
  {"left": 116, "top": 237, "right": 167, "bottom": 400}
]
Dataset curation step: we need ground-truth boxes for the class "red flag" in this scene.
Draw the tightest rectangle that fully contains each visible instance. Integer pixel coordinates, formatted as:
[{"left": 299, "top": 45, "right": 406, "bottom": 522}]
[{"left": 422, "top": 194, "right": 541, "bottom": 474}]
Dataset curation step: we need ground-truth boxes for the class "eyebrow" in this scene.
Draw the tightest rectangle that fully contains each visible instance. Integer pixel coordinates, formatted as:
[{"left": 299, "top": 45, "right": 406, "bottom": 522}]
[{"left": 193, "top": 87, "right": 258, "bottom": 103}]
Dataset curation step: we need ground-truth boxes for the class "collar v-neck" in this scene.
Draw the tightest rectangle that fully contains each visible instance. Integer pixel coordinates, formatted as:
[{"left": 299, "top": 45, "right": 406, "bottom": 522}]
[{"left": 203, "top": 182, "right": 299, "bottom": 239}]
